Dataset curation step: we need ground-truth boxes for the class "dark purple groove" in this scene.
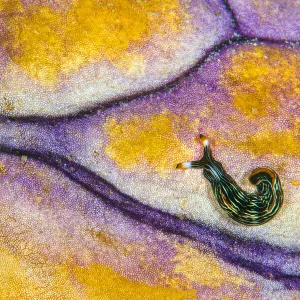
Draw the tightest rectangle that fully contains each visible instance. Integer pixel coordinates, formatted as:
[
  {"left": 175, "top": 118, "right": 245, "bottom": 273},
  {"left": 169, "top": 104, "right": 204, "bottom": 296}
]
[
  {"left": 0, "top": 37, "right": 237, "bottom": 123},
  {"left": 225, "top": 0, "right": 300, "bottom": 43},
  {"left": 0, "top": 145, "right": 299, "bottom": 290},
  {"left": 2, "top": 36, "right": 299, "bottom": 124},
  {"left": 222, "top": 0, "right": 241, "bottom": 32}
]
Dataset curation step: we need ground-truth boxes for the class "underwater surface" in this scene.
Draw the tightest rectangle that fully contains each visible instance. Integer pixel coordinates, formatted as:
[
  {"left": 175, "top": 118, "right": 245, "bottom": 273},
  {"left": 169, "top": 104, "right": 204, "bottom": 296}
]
[{"left": 0, "top": 0, "right": 299, "bottom": 299}]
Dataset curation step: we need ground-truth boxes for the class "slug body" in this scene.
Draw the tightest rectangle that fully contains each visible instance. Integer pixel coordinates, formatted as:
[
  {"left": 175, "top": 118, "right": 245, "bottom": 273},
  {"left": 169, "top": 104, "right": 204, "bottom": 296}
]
[{"left": 177, "top": 135, "right": 283, "bottom": 226}]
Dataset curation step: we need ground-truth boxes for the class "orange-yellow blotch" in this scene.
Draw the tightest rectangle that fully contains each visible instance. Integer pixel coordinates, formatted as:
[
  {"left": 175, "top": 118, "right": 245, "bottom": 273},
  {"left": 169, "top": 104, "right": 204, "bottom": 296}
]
[
  {"left": 0, "top": 0, "right": 23, "bottom": 14},
  {"left": 0, "top": 161, "right": 6, "bottom": 174},
  {"left": 237, "top": 130, "right": 299, "bottom": 158},
  {"left": 104, "top": 111, "right": 194, "bottom": 176},
  {"left": 72, "top": 263, "right": 197, "bottom": 300},
  {"left": 1, "top": 0, "right": 185, "bottom": 86},
  {"left": 290, "top": 179, "right": 300, "bottom": 187},
  {"left": 0, "top": 247, "right": 82, "bottom": 299},
  {"left": 0, "top": 97, "right": 15, "bottom": 112},
  {"left": 0, "top": 247, "right": 40, "bottom": 299},
  {"left": 89, "top": 229, "right": 121, "bottom": 251},
  {"left": 214, "top": 129, "right": 300, "bottom": 158},
  {"left": 170, "top": 244, "right": 251, "bottom": 289},
  {"left": 221, "top": 46, "right": 300, "bottom": 118}
]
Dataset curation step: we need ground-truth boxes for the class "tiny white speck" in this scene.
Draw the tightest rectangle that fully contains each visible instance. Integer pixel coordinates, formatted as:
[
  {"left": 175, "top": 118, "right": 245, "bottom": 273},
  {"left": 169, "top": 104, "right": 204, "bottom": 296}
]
[
  {"left": 203, "top": 139, "right": 209, "bottom": 146},
  {"left": 182, "top": 162, "right": 192, "bottom": 168}
]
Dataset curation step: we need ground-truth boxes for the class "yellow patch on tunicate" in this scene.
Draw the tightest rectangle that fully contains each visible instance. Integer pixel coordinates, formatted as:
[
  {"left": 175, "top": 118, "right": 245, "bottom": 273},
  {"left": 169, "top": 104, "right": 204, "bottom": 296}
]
[
  {"left": 217, "top": 129, "right": 300, "bottom": 158},
  {"left": 0, "top": 0, "right": 23, "bottom": 14},
  {"left": 32, "top": 195, "right": 42, "bottom": 204},
  {"left": 114, "top": 53, "right": 147, "bottom": 77},
  {"left": 0, "top": 247, "right": 82, "bottom": 299},
  {"left": 2, "top": 0, "right": 186, "bottom": 86},
  {"left": 221, "top": 46, "right": 300, "bottom": 118},
  {"left": 104, "top": 111, "right": 194, "bottom": 176},
  {"left": 72, "top": 263, "right": 197, "bottom": 300},
  {"left": 291, "top": 179, "right": 300, "bottom": 186},
  {"left": 0, "top": 247, "right": 40, "bottom": 299},
  {"left": 0, "top": 161, "right": 6, "bottom": 174},
  {"left": 89, "top": 229, "right": 121, "bottom": 250},
  {"left": 171, "top": 244, "right": 251, "bottom": 289},
  {"left": 0, "top": 97, "right": 15, "bottom": 112}
]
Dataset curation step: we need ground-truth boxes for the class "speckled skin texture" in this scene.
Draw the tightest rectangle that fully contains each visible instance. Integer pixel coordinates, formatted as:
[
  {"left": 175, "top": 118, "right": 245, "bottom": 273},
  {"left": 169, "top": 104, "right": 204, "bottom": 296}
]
[{"left": 0, "top": 0, "right": 299, "bottom": 299}]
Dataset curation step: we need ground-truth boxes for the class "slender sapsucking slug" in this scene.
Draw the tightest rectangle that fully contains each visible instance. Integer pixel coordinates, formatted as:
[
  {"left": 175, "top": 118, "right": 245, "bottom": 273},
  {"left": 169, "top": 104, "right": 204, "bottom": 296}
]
[{"left": 177, "top": 135, "right": 283, "bottom": 226}]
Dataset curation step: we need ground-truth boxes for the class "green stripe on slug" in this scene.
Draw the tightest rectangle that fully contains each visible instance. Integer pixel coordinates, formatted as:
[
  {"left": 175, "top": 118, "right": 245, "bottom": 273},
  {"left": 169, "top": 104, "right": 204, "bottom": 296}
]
[{"left": 176, "top": 135, "right": 283, "bottom": 226}]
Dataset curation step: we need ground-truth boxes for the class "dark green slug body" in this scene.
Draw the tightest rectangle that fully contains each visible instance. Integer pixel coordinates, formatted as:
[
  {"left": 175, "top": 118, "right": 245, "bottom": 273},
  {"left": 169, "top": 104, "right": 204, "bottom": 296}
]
[{"left": 177, "top": 135, "right": 283, "bottom": 226}]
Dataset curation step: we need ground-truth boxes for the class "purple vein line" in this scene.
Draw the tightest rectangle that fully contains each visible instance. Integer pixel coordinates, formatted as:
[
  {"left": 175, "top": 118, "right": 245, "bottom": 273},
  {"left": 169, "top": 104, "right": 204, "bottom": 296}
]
[{"left": 0, "top": 145, "right": 299, "bottom": 290}]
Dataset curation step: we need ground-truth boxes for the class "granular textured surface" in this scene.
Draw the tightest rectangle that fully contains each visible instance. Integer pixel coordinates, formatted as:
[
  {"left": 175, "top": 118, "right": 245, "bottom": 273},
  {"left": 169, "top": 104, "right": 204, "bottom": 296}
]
[{"left": 0, "top": 0, "right": 299, "bottom": 299}]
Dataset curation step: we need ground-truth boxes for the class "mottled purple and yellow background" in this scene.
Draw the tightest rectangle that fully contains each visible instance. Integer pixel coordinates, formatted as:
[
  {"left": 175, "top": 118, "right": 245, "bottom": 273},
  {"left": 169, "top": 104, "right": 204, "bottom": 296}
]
[{"left": 0, "top": 0, "right": 299, "bottom": 299}]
